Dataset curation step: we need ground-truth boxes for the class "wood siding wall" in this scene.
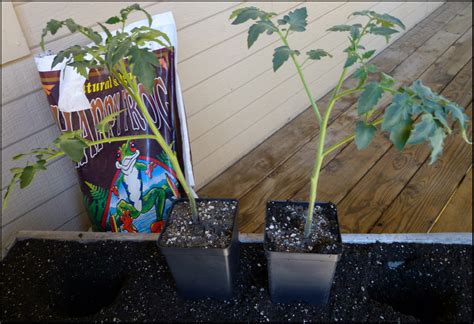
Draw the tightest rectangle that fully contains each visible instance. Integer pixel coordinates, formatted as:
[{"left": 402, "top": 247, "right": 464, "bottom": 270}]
[{"left": 1, "top": 2, "right": 443, "bottom": 253}]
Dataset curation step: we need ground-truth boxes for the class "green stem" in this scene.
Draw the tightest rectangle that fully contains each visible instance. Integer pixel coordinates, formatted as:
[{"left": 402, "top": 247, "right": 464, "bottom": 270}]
[
  {"left": 45, "top": 134, "right": 157, "bottom": 162},
  {"left": 116, "top": 61, "right": 199, "bottom": 221},
  {"left": 335, "top": 87, "right": 363, "bottom": 100},
  {"left": 304, "top": 19, "right": 376, "bottom": 237},
  {"left": 304, "top": 68, "right": 349, "bottom": 237},
  {"left": 277, "top": 30, "right": 323, "bottom": 125},
  {"left": 322, "top": 118, "right": 383, "bottom": 158}
]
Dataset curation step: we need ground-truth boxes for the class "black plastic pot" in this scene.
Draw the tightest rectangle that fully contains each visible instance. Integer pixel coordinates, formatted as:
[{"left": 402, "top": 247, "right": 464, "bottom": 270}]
[
  {"left": 264, "top": 200, "right": 343, "bottom": 305},
  {"left": 157, "top": 198, "right": 239, "bottom": 300}
]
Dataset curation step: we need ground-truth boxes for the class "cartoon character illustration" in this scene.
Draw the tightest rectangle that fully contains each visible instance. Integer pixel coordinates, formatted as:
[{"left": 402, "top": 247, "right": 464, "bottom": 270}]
[{"left": 110, "top": 140, "right": 171, "bottom": 233}]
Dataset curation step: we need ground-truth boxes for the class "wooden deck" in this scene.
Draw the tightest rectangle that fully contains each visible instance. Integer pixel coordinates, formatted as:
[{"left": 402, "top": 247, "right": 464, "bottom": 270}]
[{"left": 198, "top": 3, "right": 473, "bottom": 234}]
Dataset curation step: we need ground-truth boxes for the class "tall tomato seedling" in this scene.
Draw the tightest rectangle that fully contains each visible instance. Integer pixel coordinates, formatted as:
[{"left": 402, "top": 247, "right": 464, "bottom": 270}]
[
  {"left": 231, "top": 7, "right": 471, "bottom": 237},
  {"left": 3, "top": 5, "right": 199, "bottom": 221}
]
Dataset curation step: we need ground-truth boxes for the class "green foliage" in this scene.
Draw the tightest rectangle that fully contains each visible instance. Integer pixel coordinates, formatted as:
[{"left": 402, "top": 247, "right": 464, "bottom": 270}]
[
  {"left": 247, "top": 21, "right": 277, "bottom": 48},
  {"left": 381, "top": 80, "right": 471, "bottom": 163},
  {"left": 278, "top": 7, "right": 308, "bottom": 32},
  {"left": 273, "top": 46, "right": 298, "bottom": 72},
  {"left": 96, "top": 109, "right": 126, "bottom": 138},
  {"left": 41, "top": 3, "right": 170, "bottom": 94},
  {"left": 357, "top": 81, "right": 383, "bottom": 115},
  {"left": 355, "top": 121, "right": 377, "bottom": 149},
  {"left": 232, "top": 5, "right": 471, "bottom": 238},
  {"left": 52, "top": 130, "right": 88, "bottom": 162},
  {"left": 128, "top": 47, "right": 160, "bottom": 93},
  {"left": 306, "top": 49, "right": 332, "bottom": 60}
]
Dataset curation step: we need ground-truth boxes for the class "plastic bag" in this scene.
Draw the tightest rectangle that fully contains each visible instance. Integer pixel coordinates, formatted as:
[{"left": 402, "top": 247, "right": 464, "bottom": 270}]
[{"left": 35, "top": 12, "right": 194, "bottom": 233}]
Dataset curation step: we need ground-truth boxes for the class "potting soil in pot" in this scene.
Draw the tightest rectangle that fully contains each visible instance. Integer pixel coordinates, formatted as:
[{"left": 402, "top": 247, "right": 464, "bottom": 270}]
[
  {"left": 1, "top": 239, "right": 471, "bottom": 322},
  {"left": 265, "top": 201, "right": 342, "bottom": 253},
  {"left": 159, "top": 200, "right": 237, "bottom": 248}
]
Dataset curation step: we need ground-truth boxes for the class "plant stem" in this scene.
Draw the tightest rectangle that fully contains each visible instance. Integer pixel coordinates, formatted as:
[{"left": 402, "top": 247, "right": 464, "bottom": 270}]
[
  {"left": 303, "top": 19, "right": 376, "bottom": 237},
  {"left": 277, "top": 30, "right": 322, "bottom": 125},
  {"left": 322, "top": 117, "right": 384, "bottom": 158},
  {"left": 116, "top": 61, "right": 199, "bottom": 221},
  {"left": 304, "top": 67, "right": 349, "bottom": 237}
]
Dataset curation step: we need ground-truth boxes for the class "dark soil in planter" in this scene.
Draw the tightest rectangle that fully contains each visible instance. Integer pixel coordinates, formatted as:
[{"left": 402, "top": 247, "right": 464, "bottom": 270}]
[
  {"left": 159, "top": 199, "right": 237, "bottom": 248},
  {"left": 1, "top": 239, "right": 471, "bottom": 322},
  {"left": 265, "top": 201, "right": 342, "bottom": 253}
]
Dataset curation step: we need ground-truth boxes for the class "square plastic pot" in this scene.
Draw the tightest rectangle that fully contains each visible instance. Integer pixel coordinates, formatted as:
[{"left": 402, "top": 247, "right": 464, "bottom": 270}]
[
  {"left": 264, "top": 200, "right": 342, "bottom": 305},
  {"left": 158, "top": 198, "right": 239, "bottom": 300}
]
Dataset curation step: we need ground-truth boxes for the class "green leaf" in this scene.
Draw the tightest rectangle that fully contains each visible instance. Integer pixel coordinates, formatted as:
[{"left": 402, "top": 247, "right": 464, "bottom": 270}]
[
  {"left": 3, "top": 173, "right": 21, "bottom": 209},
  {"left": 352, "top": 67, "right": 368, "bottom": 81},
  {"left": 65, "top": 19, "right": 78, "bottom": 33},
  {"left": 327, "top": 24, "right": 352, "bottom": 32},
  {"left": 98, "top": 22, "right": 113, "bottom": 40},
  {"left": 380, "top": 72, "right": 395, "bottom": 88},
  {"left": 272, "top": 46, "right": 294, "bottom": 72},
  {"left": 230, "top": 7, "right": 265, "bottom": 25},
  {"left": 362, "top": 50, "right": 376, "bottom": 60},
  {"left": 306, "top": 49, "right": 332, "bottom": 60},
  {"left": 59, "top": 138, "right": 88, "bottom": 162},
  {"left": 284, "top": 7, "right": 308, "bottom": 32},
  {"left": 389, "top": 118, "right": 413, "bottom": 150},
  {"left": 106, "top": 16, "right": 121, "bottom": 24},
  {"left": 382, "top": 92, "right": 412, "bottom": 131},
  {"left": 128, "top": 46, "right": 160, "bottom": 93},
  {"left": 20, "top": 166, "right": 36, "bottom": 189},
  {"left": 355, "top": 121, "right": 377, "bottom": 149},
  {"left": 351, "top": 10, "right": 373, "bottom": 17},
  {"left": 370, "top": 26, "right": 399, "bottom": 42},
  {"left": 96, "top": 109, "right": 126, "bottom": 136},
  {"left": 428, "top": 127, "right": 447, "bottom": 164},
  {"left": 446, "top": 103, "right": 471, "bottom": 144},
  {"left": 46, "top": 19, "right": 63, "bottom": 35},
  {"left": 247, "top": 21, "right": 276, "bottom": 48},
  {"left": 366, "top": 64, "right": 377, "bottom": 73},
  {"left": 344, "top": 54, "right": 358, "bottom": 68},
  {"left": 350, "top": 25, "right": 360, "bottom": 40},
  {"left": 357, "top": 82, "right": 383, "bottom": 115},
  {"left": 119, "top": 4, "right": 152, "bottom": 26},
  {"left": 107, "top": 36, "right": 132, "bottom": 67},
  {"left": 373, "top": 13, "right": 406, "bottom": 30},
  {"left": 406, "top": 114, "right": 437, "bottom": 145}
]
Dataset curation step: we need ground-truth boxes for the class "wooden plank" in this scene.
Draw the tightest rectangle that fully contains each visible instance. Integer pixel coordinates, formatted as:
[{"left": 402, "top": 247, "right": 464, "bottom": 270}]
[
  {"left": 370, "top": 104, "right": 472, "bottom": 233},
  {"left": 338, "top": 61, "right": 472, "bottom": 234},
  {"left": 236, "top": 13, "right": 472, "bottom": 233},
  {"left": 198, "top": 2, "right": 467, "bottom": 198},
  {"left": 1, "top": 2, "right": 30, "bottom": 65},
  {"left": 430, "top": 168, "right": 472, "bottom": 233}
]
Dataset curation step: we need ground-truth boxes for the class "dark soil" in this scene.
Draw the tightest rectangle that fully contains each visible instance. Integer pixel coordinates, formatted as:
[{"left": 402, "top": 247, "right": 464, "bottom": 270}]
[
  {"left": 159, "top": 199, "right": 237, "bottom": 249},
  {"left": 1, "top": 239, "right": 471, "bottom": 322},
  {"left": 264, "top": 201, "right": 342, "bottom": 254}
]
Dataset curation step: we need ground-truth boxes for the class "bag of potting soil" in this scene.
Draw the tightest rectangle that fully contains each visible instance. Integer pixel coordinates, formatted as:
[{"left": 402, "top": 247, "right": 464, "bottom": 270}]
[{"left": 35, "top": 12, "right": 194, "bottom": 234}]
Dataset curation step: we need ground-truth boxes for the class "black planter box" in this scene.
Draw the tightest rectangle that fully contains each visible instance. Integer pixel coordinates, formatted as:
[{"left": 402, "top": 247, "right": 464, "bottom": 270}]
[
  {"left": 264, "top": 201, "right": 343, "bottom": 305},
  {"left": 2, "top": 233, "right": 472, "bottom": 321},
  {"left": 158, "top": 198, "right": 239, "bottom": 299}
]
